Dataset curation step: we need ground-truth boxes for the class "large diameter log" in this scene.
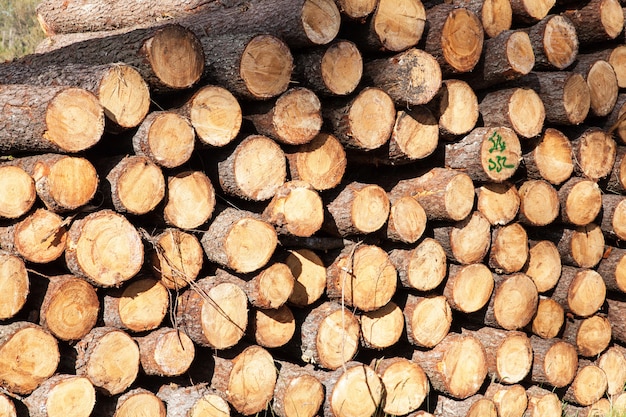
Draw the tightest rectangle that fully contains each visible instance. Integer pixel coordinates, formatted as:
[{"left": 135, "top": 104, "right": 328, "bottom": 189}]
[
  {"left": 522, "top": 128, "right": 573, "bottom": 185},
  {"left": 562, "top": 315, "right": 611, "bottom": 357},
  {"left": 65, "top": 210, "right": 144, "bottom": 287},
  {"left": 362, "top": 48, "right": 442, "bottom": 106},
  {"left": 526, "top": 15, "right": 578, "bottom": 69},
  {"left": 530, "top": 297, "right": 564, "bottom": 339},
  {"left": 433, "top": 211, "right": 492, "bottom": 265},
  {"left": 324, "top": 182, "right": 390, "bottom": 236},
  {"left": 272, "top": 362, "right": 324, "bottom": 417},
  {"left": 23, "top": 374, "right": 95, "bottom": 417},
  {"left": 0, "top": 84, "right": 104, "bottom": 154},
  {"left": 359, "top": 301, "right": 404, "bottom": 349},
  {"left": 286, "top": 132, "right": 347, "bottom": 191},
  {"left": 373, "top": 357, "right": 429, "bottom": 416},
  {"left": 562, "top": 363, "right": 608, "bottom": 406},
  {"left": 530, "top": 335, "right": 578, "bottom": 388},
  {"left": 0, "top": 166, "right": 35, "bottom": 219},
  {"left": 285, "top": 248, "right": 327, "bottom": 307},
  {"left": 414, "top": 333, "right": 487, "bottom": 399},
  {"left": 476, "top": 182, "right": 520, "bottom": 226},
  {"left": 509, "top": 0, "right": 554, "bottom": 22},
  {"left": 445, "top": 263, "right": 494, "bottom": 313},
  {"left": 163, "top": 170, "right": 215, "bottom": 230},
  {"left": 558, "top": 177, "right": 602, "bottom": 226},
  {"left": 523, "top": 240, "right": 561, "bottom": 293},
  {"left": 563, "top": 0, "right": 624, "bottom": 45},
  {"left": 483, "top": 273, "right": 539, "bottom": 331},
  {"left": 479, "top": 88, "right": 545, "bottom": 139},
  {"left": 389, "top": 238, "right": 447, "bottom": 292},
  {"left": 551, "top": 266, "right": 606, "bottom": 318},
  {"left": 157, "top": 383, "right": 231, "bottom": 417},
  {"left": 430, "top": 79, "right": 479, "bottom": 138},
  {"left": 103, "top": 278, "right": 169, "bottom": 332},
  {"left": 597, "top": 345, "right": 626, "bottom": 396},
  {"left": 0, "top": 252, "right": 28, "bottom": 321},
  {"left": 148, "top": 228, "right": 203, "bottom": 290},
  {"left": 571, "top": 127, "right": 617, "bottom": 181},
  {"left": 489, "top": 223, "right": 528, "bottom": 274},
  {"left": 404, "top": 295, "right": 452, "bottom": 348},
  {"left": 135, "top": 327, "right": 195, "bottom": 377},
  {"left": 263, "top": 181, "right": 324, "bottom": 237},
  {"left": 0, "top": 322, "right": 59, "bottom": 395},
  {"left": 320, "top": 362, "right": 384, "bottom": 417}
]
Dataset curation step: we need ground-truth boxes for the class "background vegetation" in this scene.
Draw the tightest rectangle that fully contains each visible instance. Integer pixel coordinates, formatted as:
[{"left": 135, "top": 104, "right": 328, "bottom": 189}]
[{"left": 0, "top": 0, "right": 44, "bottom": 62}]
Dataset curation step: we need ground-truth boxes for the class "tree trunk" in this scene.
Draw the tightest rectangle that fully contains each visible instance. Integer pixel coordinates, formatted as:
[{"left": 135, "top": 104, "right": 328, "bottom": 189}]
[
  {"left": 530, "top": 297, "right": 564, "bottom": 339},
  {"left": 320, "top": 362, "right": 383, "bottom": 417},
  {"left": 551, "top": 266, "right": 606, "bottom": 318},
  {"left": 606, "top": 298, "right": 626, "bottom": 344},
  {"left": 373, "top": 357, "right": 429, "bottom": 416},
  {"left": 479, "top": 87, "right": 545, "bottom": 139},
  {"left": 529, "top": 335, "right": 578, "bottom": 388},
  {"left": 445, "top": 263, "right": 494, "bottom": 313},
  {"left": 557, "top": 177, "right": 602, "bottom": 226},
  {"left": 522, "top": 128, "right": 573, "bottom": 185},
  {"left": 571, "top": 127, "right": 617, "bottom": 181},
  {"left": 157, "top": 383, "right": 230, "bottom": 417},
  {"left": 482, "top": 273, "right": 538, "bottom": 331},
  {"left": 0, "top": 166, "right": 35, "bottom": 220},
  {"left": 597, "top": 345, "right": 626, "bottom": 396},
  {"left": 359, "top": 301, "right": 404, "bottom": 349},
  {"left": 135, "top": 327, "right": 195, "bottom": 377},
  {"left": 596, "top": 246, "right": 626, "bottom": 293},
  {"left": 433, "top": 211, "right": 492, "bottom": 265},
  {"left": 263, "top": 181, "right": 324, "bottom": 238},
  {"left": 562, "top": 0, "right": 624, "bottom": 45},
  {"left": 572, "top": 58, "right": 619, "bottom": 117},
  {"left": 525, "top": 15, "right": 578, "bottom": 69},
  {"left": 23, "top": 374, "right": 95, "bottom": 417},
  {"left": 147, "top": 228, "right": 204, "bottom": 290},
  {"left": 515, "top": 179, "right": 560, "bottom": 226},
  {"left": 250, "top": 305, "right": 295, "bottom": 348},
  {"left": 488, "top": 223, "right": 528, "bottom": 274},
  {"left": 272, "top": 362, "right": 324, "bottom": 417},
  {"left": 284, "top": 248, "right": 327, "bottom": 307},
  {"left": 523, "top": 240, "right": 562, "bottom": 293},
  {"left": 388, "top": 238, "right": 447, "bottom": 291},
  {"left": 476, "top": 182, "right": 520, "bottom": 226},
  {"left": 324, "top": 182, "right": 390, "bottom": 236},
  {"left": 451, "top": 0, "right": 512, "bottom": 38},
  {"left": 163, "top": 170, "right": 216, "bottom": 230},
  {"left": 430, "top": 79, "right": 479, "bottom": 138},
  {"left": 562, "top": 363, "right": 608, "bottom": 406},
  {"left": 0, "top": 252, "right": 29, "bottom": 321},
  {"left": 404, "top": 295, "right": 452, "bottom": 348},
  {"left": 562, "top": 315, "right": 611, "bottom": 357}
]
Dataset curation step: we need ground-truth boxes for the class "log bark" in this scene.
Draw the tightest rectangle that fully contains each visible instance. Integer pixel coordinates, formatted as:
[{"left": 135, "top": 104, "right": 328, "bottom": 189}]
[
  {"left": 606, "top": 298, "right": 626, "bottom": 344},
  {"left": 262, "top": 181, "right": 324, "bottom": 238},
  {"left": 538, "top": 224, "right": 605, "bottom": 268},
  {"left": 23, "top": 374, "right": 95, "bottom": 417},
  {"left": 572, "top": 57, "right": 619, "bottom": 118},
  {"left": 599, "top": 195, "right": 626, "bottom": 240},
  {"left": 284, "top": 248, "right": 327, "bottom": 307},
  {"left": 607, "top": 146, "right": 626, "bottom": 194},
  {"left": 562, "top": 315, "right": 611, "bottom": 357},
  {"left": 432, "top": 395, "right": 497, "bottom": 417},
  {"left": 525, "top": 15, "right": 578, "bottom": 69},
  {"left": 373, "top": 357, "right": 429, "bottom": 416},
  {"left": 320, "top": 362, "right": 383, "bottom": 417},
  {"left": 163, "top": 170, "right": 216, "bottom": 230},
  {"left": 430, "top": 79, "right": 479, "bottom": 138},
  {"left": 0, "top": 166, "right": 35, "bottom": 220},
  {"left": 103, "top": 278, "right": 169, "bottom": 332},
  {"left": 597, "top": 246, "right": 626, "bottom": 293},
  {"left": 571, "top": 127, "right": 617, "bottom": 181},
  {"left": 250, "top": 305, "right": 296, "bottom": 348},
  {"left": 551, "top": 266, "right": 606, "bottom": 318},
  {"left": 562, "top": 0, "right": 624, "bottom": 45},
  {"left": 324, "top": 182, "right": 390, "bottom": 236},
  {"left": 451, "top": 0, "right": 512, "bottom": 38},
  {"left": 433, "top": 211, "right": 492, "bottom": 265},
  {"left": 523, "top": 240, "right": 561, "bottom": 293},
  {"left": 444, "top": 263, "right": 494, "bottom": 313},
  {"left": 529, "top": 335, "right": 578, "bottom": 388},
  {"left": 488, "top": 222, "right": 528, "bottom": 274},
  {"left": 479, "top": 88, "right": 545, "bottom": 139},
  {"left": 606, "top": 94, "right": 626, "bottom": 145},
  {"left": 476, "top": 182, "right": 520, "bottom": 226},
  {"left": 509, "top": 0, "right": 554, "bottom": 22},
  {"left": 483, "top": 273, "right": 538, "bottom": 331},
  {"left": 484, "top": 383, "right": 527, "bottom": 417},
  {"left": 558, "top": 177, "right": 602, "bottom": 226},
  {"left": 0, "top": 252, "right": 28, "bottom": 321},
  {"left": 388, "top": 238, "right": 447, "bottom": 291},
  {"left": 562, "top": 363, "right": 608, "bottom": 406},
  {"left": 530, "top": 297, "right": 564, "bottom": 339},
  {"left": 135, "top": 327, "right": 195, "bottom": 377},
  {"left": 148, "top": 228, "right": 204, "bottom": 290},
  {"left": 522, "top": 128, "right": 574, "bottom": 185},
  {"left": 272, "top": 362, "right": 324, "bottom": 417},
  {"left": 404, "top": 295, "right": 452, "bottom": 348},
  {"left": 157, "top": 383, "right": 231, "bottom": 417},
  {"left": 359, "top": 301, "right": 404, "bottom": 349},
  {"left": 597, "top": 345, "right": 626, "bottom": 396}
]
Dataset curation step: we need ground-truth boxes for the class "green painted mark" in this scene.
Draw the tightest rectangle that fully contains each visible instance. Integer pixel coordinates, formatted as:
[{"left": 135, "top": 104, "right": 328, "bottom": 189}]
[{"left": 487, "top": 131, "right": 514, "bottom": 172}]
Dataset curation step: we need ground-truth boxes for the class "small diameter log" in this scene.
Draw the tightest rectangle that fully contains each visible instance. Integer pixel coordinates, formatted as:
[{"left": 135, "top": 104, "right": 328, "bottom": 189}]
[
  {"left": 40, "top": 275, "right": 99, "bottom": 341},
  {"left": 103, "top": 278, "right": 169, "bottom": 332},
  {"left": 359, "top": 301, "right": 404, "bottom": 350},
  {"left": 362, "top": 48, "right": 442, "bottom": 106},
  {"left": 445, "top": 263, "right": 494, "bottom": 313},
  {"left": 272, "top": 362, "right": 324, "bottom": 417},
  {"left": 597, "top": 345, "right": 626, "bottom": 396},
  {"left": 552, "top": 266, "right": 606, "bottom": 318},
  {"left": 483, "top": 273, "right": 539, "bottom": 331},
  {"left": 65, "top": 209, "right": 144, "bottom": 287},
  {"left": 218, "top": 135, "right": 286, "bottom": 201},
  {"left": 294, "top": 40, "right": 362, "bottom": 97},
  {"left": 414, "top": 333, "right": 487, "bottom": 399},
  {"left": 606, "top": 299, "right": 626, "bottom": 344},
  {"left": 112, "top": 389, "right": 166, "bottom": 417},
  {"left": 131, "top": 111, "right": 195, "bottom": 169},
  {"left": 388, "top": 238, "right": 447, "bottom": 291},
  {"left": 373, "top": 357, "right": 429, "bottom": 416},
  {"left": 323, "top": 87, "right": 395, "bottom": 150},
  {"left": 562, "top": 0, "right": 624, "bottom": 45},
  {"left": 533, "top": 72, "right": 593, "bottom": 125},
  {"left": 285, "top": 249, "right": 326, "bottom": 307},
  {"left": 135, "top": 327, "right": 195, "bottom": 377},
  {"left": 479, "top": 88, "right": 545, "bottom": 139},
  {"left": 562, "top": 363, "right": 608, "bottom": 406},
  {"left": 23, "top": 374, "right": 95, "bottom": 417},
  {"left": 178, "top": 85, "right": 241, "bottom": 148},
  {"left": 524, "top": 386, "right": 562, "bottom": 417},
  {"left": 432, "top": 395, "right": 497, "bottom": 417},
  {"left": 445, "top": 127, "right": 521, "bottom": 183},
  {"left": 519, "top": 180, "right": 560, "bottom": 226},
  {"left": 250, "top": 305, "right": 296, "bottom": 348},
  {"left": 335, "top": 0, "right": 377, "bottom": 18},
  {"left": 458, "top": 0, "right": 512, "bottom": 37},
  {"left": 562, "top": 315, "right": 611, "bottom": 357},
  {"left": 247, "top": 88, "right": 322, "bottom": 146},
  {"left": 509, "top": 0, "right": 554, "bottom": 22},
  {"left": 321, "top": 362, "right": 384, "bottom": 417},
  {"left": 75, "top": 326, "right": 139, "bottom": 396},
  {"left": 433, "top": 211, "right": 492, "bottom": 265},
  {"left": 285, "top": 132, "right": 347, "bottom": 191},
  {"left": 558, "top": 177, "right": 602, "bottom": 226},
  {"left": 157, "top": 383, "right": 231, "bottom": 417},
  {"left": 607, "top": 45, "right": 626, "bottom": 89},
  {"left": 390, "top": 168, "right": 475, "bottom": 222},
  {"left": 0, "top": 208, "right": 67, "bottom": 264},
  {"left": 476, "top": 182, "right": 520, "bottom": 226},
  {"left": 404, "top": 295, "right": 453, "bottom": 348},
  {"left": 385, "top": 194, "right": 427, "bottom": 244},
  {"left": 607, "top": 146, "right": 626, "bottom": 194},
  {"left": 531, "top": 297, "right": 565, "bottom": 338},
  {"left": 597, "top": 246, "right": 626, "bottom": 293},
  {"left": 571, "top": 127, "right": 617, "bottom": 181},
  {"left": 530, "top": 336, "right": 578, "bottom": 388},
  {"left": 201, "top": 207, "right": 277, "bottom": 274},
  {"left": 263, "top": 181, "right": 324, "bottom": 237},
  {"left": 300, "top": 301, "right": 360, "bottom": 370},
  {"left": 424, "top": 4, "right": 484, "bottom": 75},
  {"left": 430, "top": 79, "right": 479, "bottom": 138},
  {"left": 326, "top": 244, "right": 397, "bottom": 312},
  {"left": 202, "top": 34, "right": 293, "bottom": 101},
  {"left": 0, "top": 84, "right": 104, "bottom": 154},
  {"left": 484, "top": 383, "right": 528, "bottom": 417},
  {"left": 176, "top": 276, "right": 248, "bottom": 350},
  {"left": 542, "top": 224, "right": 605, "bottom": 268},
  {"left": 522, "top": 128, "right": 573, "bottom": 185},
  {"left": 523, "top": 240, "right": 561, "bottom": 292},
  {"left": 149, "top": 228, "right": 203, "bottom": 290},
  {"left": 0, "top": 166, "right": 35, "bottom": 219},
  {"left": 599, "top": 190, "right": 626, "bottom": 235},
  {"left": 572, "top": 58, "right": 619, "bottom": 118},
  {"left": 0, "top": 252, "right": 29, "bottom": 320},
  {"left": 325, "top": 182, "right": 390, "bottom": 236},
  {"left": 489, "top": 223, "right": 528, "bottom": 274},
  {"left": 525, "top": 15, "right": 578, "bottom": 69},
  {"left": 163, "top": 170, "right": 215, "bottom": 230},
  {"left": 0, "top": 322, "right": 59, "bottom": 395}
]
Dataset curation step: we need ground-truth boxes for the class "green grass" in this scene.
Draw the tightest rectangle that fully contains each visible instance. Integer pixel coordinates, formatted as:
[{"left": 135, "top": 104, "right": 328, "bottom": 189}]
[{"left": 0, "top": 0, "right": 44, "bottom": 62}]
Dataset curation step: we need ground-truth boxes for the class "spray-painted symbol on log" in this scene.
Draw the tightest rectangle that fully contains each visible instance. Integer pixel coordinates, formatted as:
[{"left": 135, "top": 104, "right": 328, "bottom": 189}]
[{"left": 487, "top": 131, "right": 515, "bottom": 172}]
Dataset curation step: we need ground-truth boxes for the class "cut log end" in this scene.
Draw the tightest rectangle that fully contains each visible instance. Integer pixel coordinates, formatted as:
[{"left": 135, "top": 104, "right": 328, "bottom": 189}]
[
  {"left": 563, "top": 73, "right": 591, "bottom": 125},
  {"left": 444, "top": 172, "right": 475, "bottom": 221},
  {"left": 376, "top": 358, "right": 429, "bottom": 416},
  {"left": 524, "top": 240, "right": 561, "bottom": 292},
  {"left": 477, "top": 182, "right": 520, "bottom": 226},
  {"left": 518, "top": 180, "right": 559, "bottom": 226},
  {"left": 15, "top": 209, "right": 67, "bottom": 264},
  {"left": 493, "top": 273, "right": 538, "bottom": 330},
  {"left": 481, "top": 0, "right": 513, "bottom": 38},
  {"left": 142, "top": 113, "right": 195, "bottom": 169},
  {"left": 506, "top": 31, "right": 535, "bottom": 75},
  {"left": 240, "top": 35, "right": 293, "bottom": 99},
  {"left": 335, "top": 0, "right": 377, "bottom": 18},
  {"left": 441, "top": 8, "right": 484, "bottom": 73},
  {"left": 261, "top": 87, "right": 322, "bottom": 145},
  {"left": 347, "top": 87, "right": 396, "bottom": 150},
  {"left": 301, "top": 0, "right": 341, "bottom": 45},
  {"left": 288, "top": 133, "right": 347, "bottom": 191},
  {"left": 263, "top": 181, "right": 324, "bottom": 237},
  {"left": 112, "top": 156, "right": 165, "bottom": 215},
  {"left": 105, "top": 278, "right": 169, "bottom": 332},
  {"left": 509, "top": 88, "right": 545, "bottom": 138},
  {"left": 24, "top": 375, "right": 96, "bottom": 417},
  {"left": 0, "top": 253, "right": 28, "bottom": 320},
  {"left": 405, "top": 295, "right": 452, "bottom": 348},
  {"left": 189, "top": 85, "right": 242, "bottom": 147},
  {"left": 321, "top": 40, "right": 363, "bottom": 95},
  {"left": 99, "top": 64, "right": 150, "bottom": 129},
  {"left": 373, "top": 0, "right": 426, "bottom": 52},
  {"left": 0, "top": 166, "right": 35, "bottom": 219},
  {"left": 446, "top": 263, "right": 494, "bottom": 313},
  {"left": 360, "top": 301, "right": 404, "bottom": 349},
  {"left": 151, "top": 229, "right": 203, "bottom": 290},
  {"left": 328, "top": 364, "right": 384, "bottom": 417},
  {"left": 587, "top": 60, "right": 619, "bottom": 117},
  {"left": 164, "top": 171, "right": 215, "bottom": 230}
]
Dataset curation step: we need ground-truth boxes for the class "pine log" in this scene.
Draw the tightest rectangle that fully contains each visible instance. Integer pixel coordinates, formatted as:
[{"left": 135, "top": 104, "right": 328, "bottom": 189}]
[
  {"left": 445, "top": 263, "right": 494, "bottom": 313},
  {"left": 414, "top": 333, "right": 487, "bottom": 399},
  {"left": 562, "top": 399, "right": 612, "bottom": 417},
  {"left": 135, "top": 327, "right": 195, "bottom": 377},
  {"left": 300, "top": 301, "right": 360, "bottom": 369},
  {"left": 562, "top": 315, "right": 611, "bottom": 357},
  {"left": 530, "top": 297, "right": 565, "bottom": 338},
  {"left": 0, "top": 166, "right": 35, "bottom": 219},
  {"left": 0, "top": 252, "right": 28, "bottom": 321},
  {"left": 148, "top": 228, "right": 203, "bottom": 290},
  {"left": 432, "top": 395, "right": 497, "bottom": 417},
  {"left": 529, "top": 335, "right": 578, "bottom": 387},
  {"left": 0, "top": 84, "right": 104, "bottom": 154},
  {"left": 359, "top": 301, "right": 404, "bottom": 349},
  {"left": 23, "top": 374, "right": 95, "bottom": 417},
  {"left": 325, "top": 182, "right": 390, "bottom": 236},
  {"left": 103, "top": 278, "right": 169, "bottom": 332},
  {"left": 525, "top": 15, "right": 578, "bottom": 69},
  {"left": 326, "top": 244, "right": 397, "bottom": 311},
  {"left": 177, "top": 85, "right": 241, "bottom": 148},
  {"left": 484, "top": 383, "right": 528, "bottom": 417},
  {"left": 388, "top": 238, "right": 447, "bottom": 291},
  {"left": 272, "top": 362, "right": 324, "bottom": 417},
  {"left": 285, "top": 248, "right": 327, "bottom": 307},
  {"left": 606, "top": 94, "right": 626, "bottom": 145},
  {"left": 430, "top": 79, "right": 479, "bottom": 138},
  {"left": 0, "top": 322, "right": 59, "bottom": 395},
  {"left": 476, "top": 182, "right": 520, "bottom": 226},
  {"left": 571, "top": 127, "right": 617, "bottom": 181},
  {"left": 362, "top": 48, "right": 442, "bottom": 106},
  {"left": 110, "top": 388, "right": 166, "bottom": 417},
  {"left": 389, "top": 168, "right": 475, "bottom": 222},
  {"left": 509, "top": 0, "right": 554, "bottom": 22},
  {"left": 606, "top": 298, "right": 626, "bottom": 344},
  {"left": 65, "top": 209, "right": 144, "bottom": 287},
  {"left": 335, "top": 0, "right": 377, "bottom": 18},
  {"left": 445, "top": 127, "right": 522, "bottom": 183},
  {"left": 250, "top": 305, "right": 296, "bottom": 348},
  {"left": 524, "top": 386, "right": 562, "bottom": 417},
  {"left": 489, "top": 223, "right": 528, "bottom": 274},
  {"left": 433, "top": 211, "right": 492, "bottom": 265},
  {"left": 558, "top": 177, "right": 602, "bottom": 226},
  {"left": 285, "top": 132, "right": 347, "bottom": 191},
  {"left": 562, "top": 0, "right": 624, "bottom": 45},
  {"left": 452, "top": 0, "right": 512, "bottom": 37},
  {"left": 522, "top": 128, "right": 574, "bottom": 185},
  {"left": 483, "top": 273, "right": 538, "bottom": 331},
  {"left": 75, "top": 326, "right": 139, "bottom": 395},
  {"left": 32, "top": 24, "right": 205, "bottom": 92},
  {"left": 479, "top": 88, "right": 545, "bottom": 139},
  {"left": 523, "top": 240, "right": 562, "bottom": 293},
  {"left": 373, "top": 357, "right": 429, "bottom": 416},
  {"left": 201, "top": 207, "right": 277, "bottom": 274},
  {"left": 0, "top": 393, "right": 15, "bottom": 417},
  {"left": 157, "top": 383, "right": 231, "bottom": 417},
  {"left": 597, "top": 345, "right": 626, "bottom": 396},
  {"left": 600, "top": 194, "right": 626, "bottom": 241},
  {"left": 0, "top": 208, "right": 67, "bottom": 264},
  {"left": 294, "top": 39, "right": 362, "bottom": 97},
  {"left": 404, "top": 294, "right": 452, "bottom": 348},
  {"left": 538, "top": 224, "right": 605, "bottom": 268},
  {"left": 424, "top": 5, "right": 484, "bottom": 75},
  {"left": 131, "top": 111, "right": 195, "bottom": 169},
  {"left": 572, "top": 58, "right": 619, "bottom": 118},
  {"left": 562, "top": 363, "right": 608, "bottom": 406},
  {"left": 384, "top": 194, "right": 427, "bottom": 243},
  {"left": 40, "top": 275, "right": 99, "bottom": 342},
  {"left": 519, "top": 180, "right": 561, "bottom": 226},
  {"left": 597, "top": 246, "right": 626, "bottom": 293},
  {"left": 263, "top": 181, "right": 324, "bottom": 237},
  {"left": 552, "top": 266, "right": 606, "bottom": 318},
  {"left": 175, "top": 276, "right": 248, "bottom": 349},
  {"left": 320, "top": 362, "right": 383, "bottom": 417},
  {"left": 607, "top": 146, "right": 626, "bottom": 194},
  {"left": 163, "top": 170, "right": 216, "bottom": 230},
  {"left": 217, "top": 135, "right": 286, "bottom": 201}
]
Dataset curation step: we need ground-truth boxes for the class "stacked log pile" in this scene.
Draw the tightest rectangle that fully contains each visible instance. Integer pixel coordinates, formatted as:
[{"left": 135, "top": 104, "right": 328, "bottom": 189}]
[{"left": 1, "top": 0, "right": 626, "bottom": 416}]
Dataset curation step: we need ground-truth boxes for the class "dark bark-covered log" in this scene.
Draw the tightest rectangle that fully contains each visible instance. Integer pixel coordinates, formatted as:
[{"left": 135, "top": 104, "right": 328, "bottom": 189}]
[
  {"left": 445, "top": 263, "right": 494, "bottom": 313},
  {"left": 522, "top": 128, "right": 574, "bottom": 185},
  {"left": 558, "top": 177, "right": 602, "bottom": 226},
  {"left": 324, "top": 182, "right": 390, "bottom": 236},
  {"left": 23, "top": 374, "right": 95, "bottom": 417},
  {"left": 103, "top": 278, "right": 169, "bottom": 332},
  {"left": 404, "top": 295, "right": 452, "bottom": 348},
  {"left": 147, "top": 228, "right": 203, "bottom": 290},
  {"left": 479, "top": 88, "right": 545, "bottom": 139},
  {"left": 605, "top": 94, "right": 626, "bottom": 145},
  {"left": 430, "top": 79, "right": 479, "bottom": 138},
  {"left": 0, "top": 252, "right": 28, "bottom": 321},
  {"left": 562, "top": 0, "right": 624, "bottom": 45},
  {"left": 263, "top": 181, "right": 324, "bottom": 238},
  {"left": 525, "top": 15, "right": 578, "bottom": 69},
  {"left": 523, "top": 240, "right": 562, "bottom": 293},
  {"left": 285, "top": 248, "right": 327, "bottom": 307},
  {"left": 552, "top": 266, "right": 606, "bottom": 318},
  {"left": 433, "top": 211, "right": 492, "bottom": 265},
  {"left": 135, "top": 327, "right": 195, "bottom": 377},
  {"left": 0, "top": 166, "right": 35, "bottom": 220},
  {"left": 373, "top": 357, "right": 429, "bottom": 416},
  {"left": 476, "top": 182, "right": 520, "bottom": 226},
  {"left": 607, "top": 298, "right": 626, "bottom": 344},
  {"left": 388, "top": 238, "right": 447, "bottom": 291},
  {"left": 359, "top": 301, "right": 404, "bottom": 349},
  {"left": 530, "top": 297, "right": 565, "bottom": 339},
  {"left": 562, "top": 315, "right": 611, "bottom": 357},
  {"left": 529, "top": 335, "right": 578, "bottom": 388},
  {"left": 600, "top": 195, "right": 626, "bottom": 241},
  {"left": 163, "top": 170, "right": 215, "bottom": 230},
  {"left": 272, "top": 362, "right": 324, "bottom": 417}
]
